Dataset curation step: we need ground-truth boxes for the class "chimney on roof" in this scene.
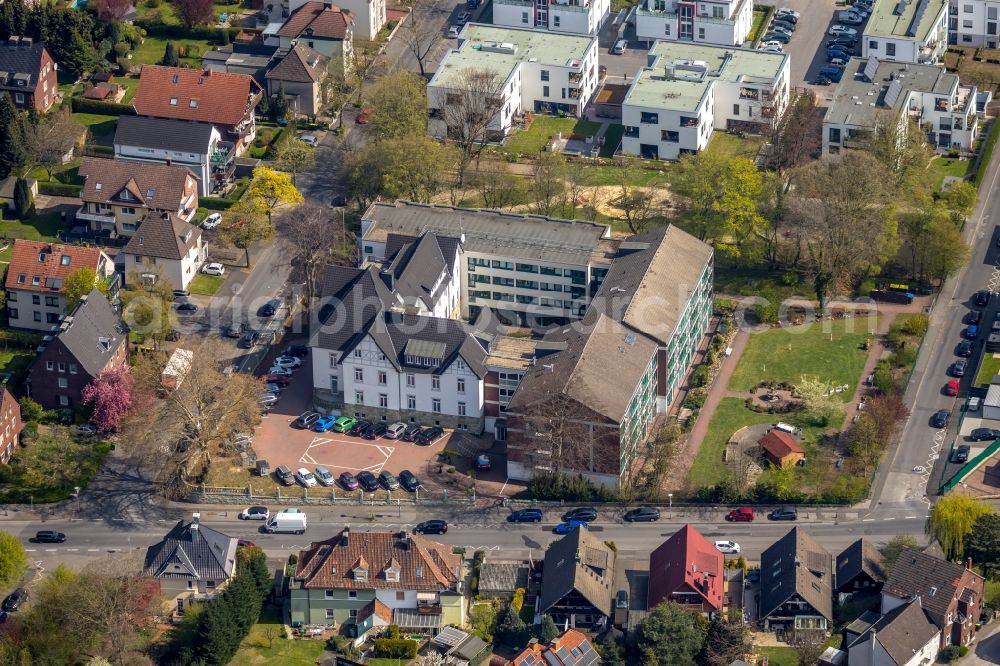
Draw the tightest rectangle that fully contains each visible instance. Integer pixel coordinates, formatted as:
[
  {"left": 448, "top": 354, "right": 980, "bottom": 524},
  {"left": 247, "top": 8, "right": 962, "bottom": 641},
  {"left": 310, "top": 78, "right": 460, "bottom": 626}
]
[
  {"left": 342, "top": 527, "right": 350, "bottom": 547},
  {"left": 7, "top": 36, "right": 17, "bottom": 46},
  {"left": 191, "top": 512, "right": 201, "bottom": 539},
  {"left": 397, "top": 530, "right": 410, "bottom": 551},
  {"left": 967, "top": 557, "right": 973, "bottom": 571}
]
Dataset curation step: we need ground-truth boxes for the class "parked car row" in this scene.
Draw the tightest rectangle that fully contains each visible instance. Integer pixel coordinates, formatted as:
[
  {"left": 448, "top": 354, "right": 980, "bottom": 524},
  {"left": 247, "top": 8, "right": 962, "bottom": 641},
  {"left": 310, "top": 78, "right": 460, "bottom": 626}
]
[
  {"left": 268, "top": 463, "right": 421, "bottom": 492},
  {"left": 760, "top": 8, "right": 800, "bottom": 48},
  {"left": 814, "top": 0, "right": 873, "bottom": 85},
  {"left": 293, "top": 412, "right": 447, "bottom": 446}
]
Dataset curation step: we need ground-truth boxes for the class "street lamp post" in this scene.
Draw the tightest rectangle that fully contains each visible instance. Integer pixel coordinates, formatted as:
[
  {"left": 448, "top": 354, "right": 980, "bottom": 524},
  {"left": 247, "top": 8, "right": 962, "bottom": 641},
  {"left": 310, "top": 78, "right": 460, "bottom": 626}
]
[{"left": 668, "top": 493, "right": 673, "bottom": 519}]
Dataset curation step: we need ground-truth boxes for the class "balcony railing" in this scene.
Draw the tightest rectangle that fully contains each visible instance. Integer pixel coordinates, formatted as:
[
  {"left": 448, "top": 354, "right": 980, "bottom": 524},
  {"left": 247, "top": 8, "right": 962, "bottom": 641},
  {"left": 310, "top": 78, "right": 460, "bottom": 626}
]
[
  {"left": 75, "top": 208, "right": 116, "bottom": 225},
  {"left": 495, "top": 0, "right": 533, "bottom": 6}
]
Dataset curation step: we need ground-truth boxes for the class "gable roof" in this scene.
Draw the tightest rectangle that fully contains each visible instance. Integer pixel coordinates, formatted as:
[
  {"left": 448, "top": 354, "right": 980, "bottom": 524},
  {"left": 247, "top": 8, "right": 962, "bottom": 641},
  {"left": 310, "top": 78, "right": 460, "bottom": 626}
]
[
  {"left": 848, "top": 600, "right": 939, "bottom": 666},
  {"left": 266, "top": 44, "right": 329, "bottom": 83},
  {"left": 479, "top": 559, "right": 530, "bottom": 594},
  {"left": 0, "top": 41, "right": 46, "bottom": 94},
  {"left": 835, "top": 539, "right": 885, "bottom": 591},
  {"left": 539, "top": 527, "right": 615, "bottom": 618},
  {"left": 114, "top": 115, "right": 217, "bottom": 154},
  {"left": 759, "top": 430, "right": 805, "bottom": 459},
  {"left": 883, "top": 548, "right": 983, "bottom": 628},
  {"left": 312, "top": 265, "right": 488, "bottom": 378},
  {"left": 35, "top": 289, "right": 127, "bottom": 377},
  {"left": 133, "top": 65, "right": 262, "bottom": 126},
  {"left": 584, "top": 225, "right": 712, "bottom": 345},
  {"left": 143, "top": 517, "right": 238, "bottom": 581},
  {"left": 78, "top": 157, "right": 196, "bottom": 210},
  {"left": 294, "top": 529, "right": 462, "bottom": 591},
  {"left": 4, "top": 240, "right": 107, "bottom": 294},
  {"left": 506, "top": 313, "right": 658, "bottom": 423},
  {"left": 648, "top": 524, "right": 724, "bottom": 611},
  {"left": 276, "top": 1, "right": 352, "bottom": 40},
  {"left": 511, "top": 629, "right": 600, "bottom": 666},
  {"left": 382, "top": 232, "right": 459, "bottom": 311},
  {"left": 122, "top": 213, "right": 201, "bottom": 261},
  {"left": 759, "top": 527, "right": 833, "bottom": 621}
]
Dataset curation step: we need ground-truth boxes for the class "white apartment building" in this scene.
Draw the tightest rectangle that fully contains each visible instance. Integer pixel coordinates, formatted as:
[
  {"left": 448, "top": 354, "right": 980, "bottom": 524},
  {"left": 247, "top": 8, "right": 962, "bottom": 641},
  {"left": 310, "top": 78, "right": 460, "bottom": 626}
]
[
  {"left": 822, "top": 56, "right": 985, "bottom": 156},
  {"left": 428, "top": 24, "right": 599, "bottom": 140},
  {"left": 359, "top": 201, "right": 616, "bottom": 324},
  {"left": 635, "top": 0, "right": 753, "bottom": 46},
  {"left": 114, "top": 116, "right": 224, "bottom": 198},
  {"left": 621, "top": 42, "right": 789, "bottom": 160},
  {"left": 949, "top": 0, "right": 1000, "bottom": 46},
  {"left": 490, "top": 0, "right": 609, "bottom": 35},
  {"left": 862, "top": 0, "right": 949, "bottom": 63}
]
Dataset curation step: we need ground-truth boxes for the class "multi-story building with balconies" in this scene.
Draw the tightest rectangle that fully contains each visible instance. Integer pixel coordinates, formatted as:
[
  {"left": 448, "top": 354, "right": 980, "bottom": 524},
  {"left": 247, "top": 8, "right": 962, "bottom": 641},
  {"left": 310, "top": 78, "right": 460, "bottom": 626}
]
[
  {"left": 428, "top": 25, "right": 599, "bottom": 141},
  {"left": 822, "top": 56, "right": 987, "bottom": 156},
  {"left": 490, "top": 0, "right": 610, "bottom": 35},
  {"left": 621, "top": 42, "right": 789, "bottom": 160},
  {"left": 862, "top": 0, "right": 949, "bottom": 63},
  {"left": 635, "top": 0, "right": 753, "bottom": 45},
  {"left": 948, "top": 0, "right": 1000, "bottom": 47}
]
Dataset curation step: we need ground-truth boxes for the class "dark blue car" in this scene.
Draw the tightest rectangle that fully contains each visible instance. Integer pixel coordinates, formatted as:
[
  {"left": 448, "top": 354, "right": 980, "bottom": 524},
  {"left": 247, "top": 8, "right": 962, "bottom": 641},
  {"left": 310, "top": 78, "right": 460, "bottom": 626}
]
[
  {"left": 818, "top": 66, "right": 845, "bottom": 82},
  {"left": 966, "top": 324, "right": 979, "bottom": 339},
  {"left": 553, "top": 519, "right": 588, "bottom": 534},
  {"left": 508, "top": 508, "right": 544, "bottom": 523}
]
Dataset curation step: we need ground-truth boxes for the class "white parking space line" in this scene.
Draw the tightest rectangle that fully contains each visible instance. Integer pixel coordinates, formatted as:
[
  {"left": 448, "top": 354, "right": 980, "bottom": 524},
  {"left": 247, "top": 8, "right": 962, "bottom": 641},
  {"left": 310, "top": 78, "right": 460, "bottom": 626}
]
[{"left": 300, "top": 437, "right": 394, "bottom": 474}]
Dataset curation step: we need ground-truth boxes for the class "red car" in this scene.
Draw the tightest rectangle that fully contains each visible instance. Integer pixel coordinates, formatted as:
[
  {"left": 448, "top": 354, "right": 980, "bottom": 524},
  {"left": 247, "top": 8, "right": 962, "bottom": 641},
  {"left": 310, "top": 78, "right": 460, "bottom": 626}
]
[
  {"left": 356, "top": 108, "right": 370, "bottom": 124},
  {"left": 265, "top": 374, "right": 291, "bottom": 386},
  {"left": 945, "top": 379, "right": 960, "bottom": 396},
  {"left": 726, "top": 507, "right": 754, "bottom": 522}
]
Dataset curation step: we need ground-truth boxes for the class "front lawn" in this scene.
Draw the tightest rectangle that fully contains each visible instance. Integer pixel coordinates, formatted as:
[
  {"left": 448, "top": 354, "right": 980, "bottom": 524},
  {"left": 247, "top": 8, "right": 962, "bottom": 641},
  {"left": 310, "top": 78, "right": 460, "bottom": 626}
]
[
  {"left": 976, "top": 353, "right": 1000, "bottom": 387},
  {"left": 728, "top": 318, "right": 874, "bottom": 402},
  {"left": 230, "top": 606, "right": 327, "bottom": 666},
  {"left": 188, "top": 273, "right": 226, "bottom": 296},
  {"left": 501, "top": 116, "right": 603, "bottom": 156}
]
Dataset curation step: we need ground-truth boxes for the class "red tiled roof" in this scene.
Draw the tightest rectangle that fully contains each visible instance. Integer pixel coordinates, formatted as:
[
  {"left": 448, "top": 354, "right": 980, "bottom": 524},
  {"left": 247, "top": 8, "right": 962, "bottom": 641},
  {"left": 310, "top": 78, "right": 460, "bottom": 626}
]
[
  {"left": 759, "top": 430, "right": 804, "bottom": 459},
  {"left": 294, "top": 529, "right": 461, "bottom": 592},
  {"left": 648, "top": 524, "right": 724, "bottom": 611},
  {"left": 83, "top": 86, "right": 111, "bottom": 100},
  {"left": 276, "top": 1, "right": 352, "bottom": 40},
  {"left": 133, "top": 65, "right": 262, "bottom": 127},
  {"left": 4, "top": 240, "right": 106, "bottom": 294}
]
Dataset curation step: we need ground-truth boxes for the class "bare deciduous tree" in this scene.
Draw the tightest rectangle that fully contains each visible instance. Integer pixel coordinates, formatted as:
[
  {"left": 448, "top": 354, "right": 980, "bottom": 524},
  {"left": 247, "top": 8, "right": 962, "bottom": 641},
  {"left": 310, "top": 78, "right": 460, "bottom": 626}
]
[
  {"left": 531, "top": 151, "right": 567, "bottom": 216},
  {"left": 510, "top": 394, "right": 620, "bottom": 477},
  {"left": 398, "top": 0, "right": 443, "bottom": 77},
  {"left": 349, "top": 40, "right": 384, "bottom": 103},
  {"left": 767, "top": 90, "right": 822, "bottom": 173},
  {"left": 613, "top": 157, "right": 659, "bottom": 234},
  {"left": 438, "top": 68, "right": 505, "bottom": 197},
  {"left": 280, "top": 202, "right": 354, "bottom": 309},
  {"left": 23, "top": 109, "right": 82, "bottom": 180},
  {"left": 474, "top": 160, "right": 523, "bottom": 210}
]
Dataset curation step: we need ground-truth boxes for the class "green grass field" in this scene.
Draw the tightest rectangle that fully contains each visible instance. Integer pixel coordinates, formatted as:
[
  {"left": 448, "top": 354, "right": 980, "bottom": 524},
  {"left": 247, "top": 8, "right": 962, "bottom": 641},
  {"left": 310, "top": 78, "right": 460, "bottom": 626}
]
[
  {"left": 756, "top": 646, "right": 798, "bottom": 666},
  {"left": 928, "top": 155, "right": 971, "bottom": 189},
  {"left": 70, "top": 113, "right": 118, "bottom": 138},
  {"left": 188, "top": 273, "right": 226, "bottom": 296},
  {"left": 502, "top": 116, "right": 602, "bottom": 156},
  {"left": 0, "top": 350, "right": 36, "bottom": 378},
  {"left": 728, "top": 318, "right": 874, "bottom": 402},
  {"left": 229, "top": 606, "right": 326, "bottom": 666},
  {"left": 130, "top": 35, "right": 217, "bottom": 67},
  {"left": 976, "top": 353, "right": 1000, "bottom": 387},
  {"left": 706, "top": 131, "right": 766, "bottom": 160},
  {"left": 600, "top": 124, "right": 624, "bottom": 158},
  {"left": 0, "top": 214, "right": 63, "bottom": 262}
]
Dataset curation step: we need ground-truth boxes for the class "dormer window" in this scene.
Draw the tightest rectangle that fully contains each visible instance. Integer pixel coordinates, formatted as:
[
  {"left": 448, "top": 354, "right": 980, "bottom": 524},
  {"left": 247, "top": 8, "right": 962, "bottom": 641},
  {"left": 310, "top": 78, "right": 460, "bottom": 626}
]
[
  {"left": 121, "top": 190, "right": 131, "bottom": 200},
  {"left": 353, "top": 567, "right": 368, "bottom": 582},
  {"left": 98, "top": 336, "right": 111, "bottom": 352}
]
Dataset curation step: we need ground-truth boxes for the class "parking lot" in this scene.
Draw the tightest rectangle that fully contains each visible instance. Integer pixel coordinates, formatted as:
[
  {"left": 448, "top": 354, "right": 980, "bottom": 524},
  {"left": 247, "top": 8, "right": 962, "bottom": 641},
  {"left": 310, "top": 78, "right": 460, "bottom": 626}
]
[{"left": 249, "top": 359, "right": 459, "bottom": 493}]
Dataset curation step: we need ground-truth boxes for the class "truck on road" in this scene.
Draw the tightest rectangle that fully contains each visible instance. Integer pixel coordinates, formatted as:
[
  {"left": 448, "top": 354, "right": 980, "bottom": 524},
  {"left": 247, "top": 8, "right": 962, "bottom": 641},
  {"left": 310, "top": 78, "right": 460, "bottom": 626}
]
[{"left": 263, "top": 508, "right": 307, "bottom": 534}]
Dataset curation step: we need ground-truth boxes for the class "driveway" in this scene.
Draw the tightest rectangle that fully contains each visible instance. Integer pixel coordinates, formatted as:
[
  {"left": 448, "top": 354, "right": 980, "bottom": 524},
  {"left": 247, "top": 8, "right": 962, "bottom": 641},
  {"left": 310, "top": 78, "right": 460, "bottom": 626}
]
[{"left": 957, "top": 623, "right": 1000, "bottom": 665}]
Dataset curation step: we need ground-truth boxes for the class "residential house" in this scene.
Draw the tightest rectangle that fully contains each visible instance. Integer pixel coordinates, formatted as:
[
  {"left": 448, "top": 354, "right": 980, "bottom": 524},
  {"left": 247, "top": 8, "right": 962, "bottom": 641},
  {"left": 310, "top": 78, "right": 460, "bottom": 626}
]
[
  {"left": 847, "top": 599, "right": 941, "bottom": 666},
  {"left": 76, "top": 157, "right": 199, "bottom": 239},
  {"left": 759, "top": 527, "right": 834, "bottom": 639},
  {"left": 949, "top": 0, "right": 1000, "bottom": 48},
  {"left": 477, "top": 558, "right": 530, "bottom": 599},
  {"left": 759, "top": 429, "right": 805, "bottom": 468},
  {"left": 823, "top": 57, "right": 984, "bottom": 156},
  {"left": 143, "top": 514, "right": 238, "bottom": 615},
  {"left": 647, "top": 524, "right": 725, "bottom": 615},
  {"left": 0, "top": 37, "right": 57, "bottom": 112},
  {"left": 289, "top": 0, "right": 385, "bottom": 39},
  {"left": 510, "top": 630, "right": 601, "bottom": 665},
  {"left": 119, "top": 213, "right": 206, "bottom": 290},
  {"left": 862, "top": 0, "right": 948, "bottom": 63},
  {"left": 132, "top": 65, "right": 264, "bottom": 156},
  {"left": 635, "top": 0, "right": 754, "bottom": 45},
  {"left": 490, "top": 0, "right": 610, "bottom": 36},
  {"left": 0, "top": 388, "right": 22, "bottom": 465},
  {"left": 835, "top": 539, "right": 886, "bottom": 598},
  {"left": 428, "top": 25, "right": 600, "bottom": 140},
  {"left": 265, "top": 44, "right": 330, "bottom": 116},
  {"left": 290, "top": 528, "right": 465, "bottom": 635},
  {"left": 309, "top": 265, "right": 488, "bottom": 432},
  {"left": 24, "top": 289, "right": 128, "bottom": 408},
  {"left": 359, "top": 201, "right": 616, "bottom": 324},
  {"left": 881, "top": 548, "right": 984, "bottom": 648},
  {"left": 538, "top": 526, "right": 616, "bottom": 628},
  {"left": 201, "top": 43, "right": 278, "bottom": 81},
  {"left": 505, "top": 313, "right": 659, "bottom": 488},
  {"left": 4, "top": 240, "right": 114, "bottom": 332},
  {"left": 621, "top": 42, "right": 790, "bottom": 160},
  {"left": 376, "top": 231, "right": 462, "bottom": 319},
  {"left": 273, "top": 1, "right": 353, "bottom": 66},
  {"left": 113, "top": 116, "right": 226, "bottom": 197}
]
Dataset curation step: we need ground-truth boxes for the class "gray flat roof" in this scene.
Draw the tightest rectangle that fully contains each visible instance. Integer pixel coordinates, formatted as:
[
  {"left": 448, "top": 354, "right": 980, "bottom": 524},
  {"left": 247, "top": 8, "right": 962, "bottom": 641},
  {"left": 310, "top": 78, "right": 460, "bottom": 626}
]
[
  {"left": 864, "top": 0, "right": 947, "bottom": 40},
  {"left": 363, "top": 201, "right": 612, "bottom": 266},
  {"left": 824, "top": 57, "right": 958, "bottom": 127},
  {"left": 624, "top": 42, "right": 786, "bottom": 112},
  {"left": 430, "top": 23, "right": 594, "bottom": 89}
]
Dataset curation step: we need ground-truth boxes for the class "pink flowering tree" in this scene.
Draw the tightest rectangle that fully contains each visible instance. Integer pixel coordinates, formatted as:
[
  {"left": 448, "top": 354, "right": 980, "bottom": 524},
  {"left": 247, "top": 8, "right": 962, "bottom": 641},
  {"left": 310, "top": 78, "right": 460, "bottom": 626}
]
[{"left": 81, "top": 367, "right": 136, "bottom": 433}]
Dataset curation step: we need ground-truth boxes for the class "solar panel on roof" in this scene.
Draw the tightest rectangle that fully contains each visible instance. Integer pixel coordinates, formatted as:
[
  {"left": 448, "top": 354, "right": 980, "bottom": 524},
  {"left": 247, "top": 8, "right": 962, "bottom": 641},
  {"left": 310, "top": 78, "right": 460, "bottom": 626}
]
[
  {"left": 884, "top": 78, "right": 903, "bottom": 107},
  {"left": 544, "top": 651, "right": 562, "bottom": 666},
  {"left": 863, "top": 55, "right": 879, "bottom": 82}
]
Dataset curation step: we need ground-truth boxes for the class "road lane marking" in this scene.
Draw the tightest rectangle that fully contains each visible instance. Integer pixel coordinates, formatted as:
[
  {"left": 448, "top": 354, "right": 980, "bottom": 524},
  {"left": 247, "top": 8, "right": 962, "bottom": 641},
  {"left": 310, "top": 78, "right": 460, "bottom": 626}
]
[
  {"left": 862, "top": 518, "right": 874, "bottom": 522},
  {"left": 66, "top": 548, "right": 78, "bottom": 552},
  {"left": 87, "top": 549, "right": 99, "bottom": 552}
]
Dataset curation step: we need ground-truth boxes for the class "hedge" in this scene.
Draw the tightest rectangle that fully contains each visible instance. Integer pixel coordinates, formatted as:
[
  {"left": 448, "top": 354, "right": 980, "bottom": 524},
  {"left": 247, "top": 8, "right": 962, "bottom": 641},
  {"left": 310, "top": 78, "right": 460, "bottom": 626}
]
[
  {"left": 0, "top": 329, "right": 44, "bottom": 349},
  {"left": 70, "top": 96, "right": 136, "bottom": 116},
  {"left": 200, "top": 196, "right": 236, "bottom": 210},
  {"left": 81, "top": 145, "right": 115, "bottom": 157},
  {"left": 373, "top": 638, "right": 417, "bottom": 659},
  {"left": 38, "top": 182, "right": 82, "bottom": 196},
  {"left": 136, "top": 21, "right": 260, "bottom": 41}
]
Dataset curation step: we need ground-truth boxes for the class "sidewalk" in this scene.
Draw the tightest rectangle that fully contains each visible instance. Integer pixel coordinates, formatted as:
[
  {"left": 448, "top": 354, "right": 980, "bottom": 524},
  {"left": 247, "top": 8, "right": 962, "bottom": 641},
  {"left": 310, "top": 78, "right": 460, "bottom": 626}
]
[{"left": 686, "top": 327, "right": 750, "bottom": 454}]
